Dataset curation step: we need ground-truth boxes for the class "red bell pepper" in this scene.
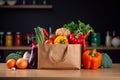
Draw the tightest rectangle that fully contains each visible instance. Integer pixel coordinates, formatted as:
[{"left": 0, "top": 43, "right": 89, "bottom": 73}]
[
  {"left": 69, "top": 33, "right": 84, "bottom": 44},
  {"left": 69, "top": 32, "right": 90, "bottom": 51},
  {"left": 42, "top": 28, "right": 49, "bottom": 40}
]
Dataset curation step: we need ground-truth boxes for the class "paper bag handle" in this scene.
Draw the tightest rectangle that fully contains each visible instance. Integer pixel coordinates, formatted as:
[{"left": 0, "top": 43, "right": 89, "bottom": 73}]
[{"left": 48, "top": 45, "right": 68, "bottom": 64}]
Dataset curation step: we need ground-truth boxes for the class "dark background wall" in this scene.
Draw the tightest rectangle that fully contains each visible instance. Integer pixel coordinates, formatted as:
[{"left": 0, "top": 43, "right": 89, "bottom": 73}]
[{"left": 0, "top": 0, "right": 120, "bottom": 63}]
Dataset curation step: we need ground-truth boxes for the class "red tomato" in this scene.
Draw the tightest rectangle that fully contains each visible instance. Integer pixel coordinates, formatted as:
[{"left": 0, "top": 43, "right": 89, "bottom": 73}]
[
  {"left": 44, "top": 40, "right": 53, "bottom": 44},
  {"left": 49, "top": 34, "right": 57, "bottom": 41}
]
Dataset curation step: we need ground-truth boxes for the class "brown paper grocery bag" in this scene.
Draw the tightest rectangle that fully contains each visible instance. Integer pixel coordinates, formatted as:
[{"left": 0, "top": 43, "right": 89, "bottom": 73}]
[{"left": 37, "top": 44, "right": 81, "bottom": 69}]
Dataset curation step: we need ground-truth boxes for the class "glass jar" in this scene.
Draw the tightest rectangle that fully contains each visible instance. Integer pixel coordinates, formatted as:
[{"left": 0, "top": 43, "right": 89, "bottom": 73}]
[
  {"left": 91, "top": 33, "right": 101, "bottom": 46},
  {"left": 14, "top": 32, "right": 22, "bottom": 46},
  {"left": 5, "top": 32, "right": 13, "bottom": 47},
  {"left": 7, "top": 0, "right": 17, "bottom": 6},
  {"left": 0, "top": 0, "right": 5, "bottom": 5},
  {"left": 25, "top": 33, "right": 31, "bottom": 46},
  {"left": 0, "top": 32, "right": 4, "bottom": 46}
]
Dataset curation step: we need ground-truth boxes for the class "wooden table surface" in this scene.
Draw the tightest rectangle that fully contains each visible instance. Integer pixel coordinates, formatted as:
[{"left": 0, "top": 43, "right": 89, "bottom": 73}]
[{"left": 0, "top": 63, "right": 120, "bottom": 80}]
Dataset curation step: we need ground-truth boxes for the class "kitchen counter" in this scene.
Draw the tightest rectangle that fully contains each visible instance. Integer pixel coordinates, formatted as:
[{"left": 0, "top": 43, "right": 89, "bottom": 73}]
[{"left": 0, "top": 63, "right": 120, "bottom": 80}]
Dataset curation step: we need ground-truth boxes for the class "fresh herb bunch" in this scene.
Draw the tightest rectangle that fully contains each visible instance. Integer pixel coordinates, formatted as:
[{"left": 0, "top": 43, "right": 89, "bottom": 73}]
[
  {"left": 63, "top": 20, "right": 94, "bottom": 34},
  {"left": 63, "top": 21, "right": 78, "bottom": 33}
]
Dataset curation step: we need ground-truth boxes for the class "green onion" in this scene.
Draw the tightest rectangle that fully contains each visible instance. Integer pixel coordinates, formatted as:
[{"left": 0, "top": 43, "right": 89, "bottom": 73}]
[{"left": 34, "top": 26, "right": 45, "bottom": 44}]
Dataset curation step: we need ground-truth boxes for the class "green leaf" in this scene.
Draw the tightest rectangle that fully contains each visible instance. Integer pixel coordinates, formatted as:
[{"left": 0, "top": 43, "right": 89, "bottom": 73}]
[{"left": 63, "top": 20, "right": 94, "bottom": 34}]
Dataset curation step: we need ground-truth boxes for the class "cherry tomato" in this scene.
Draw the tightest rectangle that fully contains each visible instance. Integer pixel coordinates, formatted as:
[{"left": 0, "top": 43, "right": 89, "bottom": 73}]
[{"left": 44, "top": 40, "right": 53, "bottom": 44}]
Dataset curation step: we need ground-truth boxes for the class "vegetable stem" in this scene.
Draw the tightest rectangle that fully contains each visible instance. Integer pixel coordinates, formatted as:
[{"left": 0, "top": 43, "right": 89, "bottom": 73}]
[
  {"left": 90, "top": 49, "right": 96, "bottom": 57},
  {"left": 34, "top": 26, "right": 45, "bottom": 44}
]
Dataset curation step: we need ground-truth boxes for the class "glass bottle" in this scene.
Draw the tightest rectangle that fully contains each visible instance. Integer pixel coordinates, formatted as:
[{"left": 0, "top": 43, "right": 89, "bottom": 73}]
[
  {"left": 105, "top": 31, "right": 112, "bottom": 47},
  {"left": 32, "top": 0, "right": 36, "bottom": 5},
  {"left": 22, "top": 0, "right": 25, "bottom": 5},
  {"left": 5, "top": 32, "right": 13, "bottom": 47},
  {"left": 14, "top": 32, "right": 22, "bottom": 46},
  {"left": 112, "top": 31, "right": 116, "bottom": 38},
  {"left": 43, "top": 0, "right": 46, "bottom": 5},
  {"left": 49, "top": 27, "right": 52, "bottom": 35}
]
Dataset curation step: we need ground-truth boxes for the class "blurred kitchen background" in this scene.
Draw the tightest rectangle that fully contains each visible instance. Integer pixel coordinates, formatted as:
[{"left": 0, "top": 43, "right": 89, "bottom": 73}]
[{"left": 0, "top": 0, "right": 120, "bottom": 63}]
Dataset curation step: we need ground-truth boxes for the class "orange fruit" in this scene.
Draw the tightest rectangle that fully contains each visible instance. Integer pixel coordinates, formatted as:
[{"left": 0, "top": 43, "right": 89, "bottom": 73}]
[
  {"left": 16, "top": 58, "right": 28, "bottom": 69},
  {"left": 6, "top": 59, "right": 16, "bottom": 69}
]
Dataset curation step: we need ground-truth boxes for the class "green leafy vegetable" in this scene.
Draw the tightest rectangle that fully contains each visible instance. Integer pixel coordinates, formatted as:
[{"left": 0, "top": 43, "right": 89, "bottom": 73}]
[
  {"left": 5, "top": 51, "right": 23, "bottom": 62},
  {"left": 63, "top": 21, "right": 78, "bottom": 33},
  {"left": 101, "top": 53, "right": 112, "bottom": 68},
  {"left": 63, "top": 20, "right": 94, "bottom": 34}
]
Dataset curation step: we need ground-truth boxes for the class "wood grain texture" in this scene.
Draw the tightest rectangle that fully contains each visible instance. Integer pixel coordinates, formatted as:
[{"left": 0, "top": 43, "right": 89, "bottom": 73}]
[{"left": 0, "top": 63, "right": 120, "bottom": 80}]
